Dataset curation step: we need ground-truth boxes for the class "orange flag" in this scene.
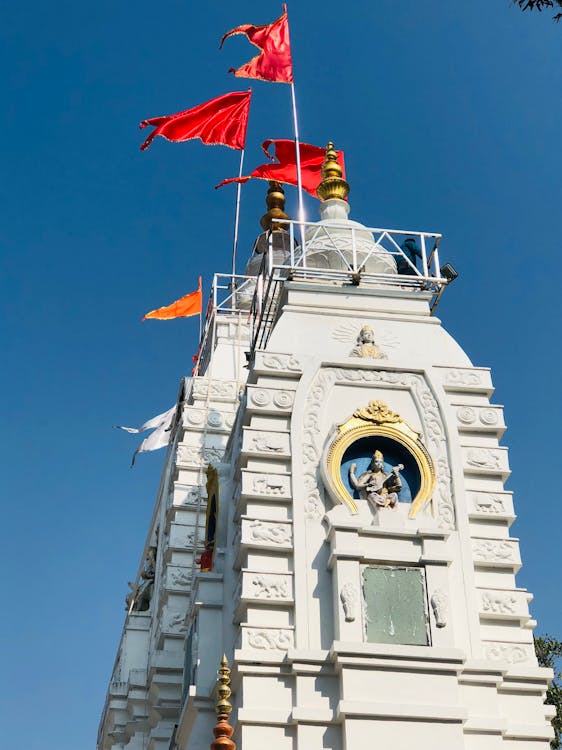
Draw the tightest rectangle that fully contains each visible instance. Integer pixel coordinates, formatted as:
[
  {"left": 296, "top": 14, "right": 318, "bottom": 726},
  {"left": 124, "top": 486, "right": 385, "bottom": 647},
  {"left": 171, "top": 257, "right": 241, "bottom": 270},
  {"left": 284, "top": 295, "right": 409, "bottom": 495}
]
[{"left": 142, "top": 277, "right": 202, "bottom": 321}]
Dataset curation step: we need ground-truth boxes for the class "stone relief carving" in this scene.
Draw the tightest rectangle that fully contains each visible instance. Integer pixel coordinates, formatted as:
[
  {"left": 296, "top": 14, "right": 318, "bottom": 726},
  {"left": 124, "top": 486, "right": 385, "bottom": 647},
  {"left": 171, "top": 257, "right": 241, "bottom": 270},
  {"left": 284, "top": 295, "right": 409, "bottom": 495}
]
[
  {"left": 179, "top": 487, "right": 200, "bottom": 506},
  {"left": 273, "top": 390, "right": 294, "bottom": 409},
  {"left": 471, "top": 493, "right": 506, "bottom": 514},
  {"left": 246, "top": 628, "right": 293, "bottom": 650},
  {"left": 444, "top": 369, "right": 482, "bottom": 387},
  {"left": 248, "top": 520, "right": 291, "bottom": 545},
  {"left": 251, "top": 475, "right": 289, "bottom": 496},
  {"left": 192, "top": 380, "right": 239, "bottom": 401},
  {"left": 250, "top": 434, "right": 286, "bottom": 453},
  {"left": 207, "top": 411, "right": 224, "bottom": 428},
  {"left": 303, "top": 489, "right": 324, "bottom": 520},
  {"left": 479, "top": 409, "right": 499, "bottom": 426},
  {"left": 457, "top": 407, "right": 477, "bottom": 424},
  {"left": 225, "top": 412, "right": 236, "bottom": 429},
  {"left": 332, "top": 321, "right": 399, "bottom": 351},
  {"left": 466, "top": 448, "right": 501, "bottom": 470},
  {"left": 349, "top": 325, "right": 387, "bottom": 360},
  {"left": 185, "top": 409, "right": 205, "bottom": 426},
  {"left": 169, "top": 568, "right": 191, "bottom": 587},
  {"left": 430, "top": 589, "right": 448, "bottom": 628},
  {"left": 250, "top": 389, "right": 271, "bottom": 407},
  {"left": 340, "top": 582, "right": 358, "bottom": 622},
  {"left": 177, "top": 445, "right": 225, "bottom": 466},
  {"left": 484, "top": 642, "right": 528, "bottom": 664},
  {"left": 262, "top": 354, "right": 301, "bottom": 371},
  {"left": 302, "top": 368, "right": 455, "bottom": 529},
  {"left": 481, "top": 591, "right": 518, "bottom": 615},
  {"left": 473, "top": 539, "right": 515, "bottom": 562},
  {"left": 163, "top": 611, "right": 187, "bottom": 634},
  {"left": 251, "top": 575, "right": 290, "bottom": 599}
]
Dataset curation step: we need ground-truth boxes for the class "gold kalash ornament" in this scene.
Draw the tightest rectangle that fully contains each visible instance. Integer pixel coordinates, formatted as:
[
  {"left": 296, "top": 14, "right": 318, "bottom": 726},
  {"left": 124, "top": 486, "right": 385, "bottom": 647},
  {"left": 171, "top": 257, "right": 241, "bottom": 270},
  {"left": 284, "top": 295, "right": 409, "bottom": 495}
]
[
  {"left": 323, "top": 400, "right": 436, "bottom": 518},
  {"left": 316, "top": 141, "right": 349, "bottom": 202}
]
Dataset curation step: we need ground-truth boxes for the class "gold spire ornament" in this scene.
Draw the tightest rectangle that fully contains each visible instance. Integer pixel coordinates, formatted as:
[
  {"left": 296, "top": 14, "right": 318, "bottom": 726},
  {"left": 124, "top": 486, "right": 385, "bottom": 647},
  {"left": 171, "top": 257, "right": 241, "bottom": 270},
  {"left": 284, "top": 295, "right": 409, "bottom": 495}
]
[
  {"left": 210, "top": 655, "right": 236, "bottom": 750},
  {"left": 260, "top": 181, "right": 290, "bottom": 231},
  {"left": 316, "top": 141, "right": 350, "bottom": 202}
]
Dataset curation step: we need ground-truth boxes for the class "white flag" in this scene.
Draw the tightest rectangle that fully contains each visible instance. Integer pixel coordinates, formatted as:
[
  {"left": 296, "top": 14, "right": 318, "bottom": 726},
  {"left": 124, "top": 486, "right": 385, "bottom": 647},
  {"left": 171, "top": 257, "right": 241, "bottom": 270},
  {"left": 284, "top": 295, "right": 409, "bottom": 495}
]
[{"left": 114, "top": 405, "right": 177, "bottom": 466}]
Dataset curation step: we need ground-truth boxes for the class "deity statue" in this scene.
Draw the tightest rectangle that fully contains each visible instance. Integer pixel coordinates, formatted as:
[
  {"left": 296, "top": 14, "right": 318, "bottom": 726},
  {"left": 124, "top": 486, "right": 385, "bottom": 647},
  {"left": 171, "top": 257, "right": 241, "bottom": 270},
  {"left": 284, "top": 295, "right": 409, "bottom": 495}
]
[
  {"left": 349, "top": 450, "right": 403, "bottom": 512},
  {"left": 350, "top": 325, "right": 387, "bottom": 359}
]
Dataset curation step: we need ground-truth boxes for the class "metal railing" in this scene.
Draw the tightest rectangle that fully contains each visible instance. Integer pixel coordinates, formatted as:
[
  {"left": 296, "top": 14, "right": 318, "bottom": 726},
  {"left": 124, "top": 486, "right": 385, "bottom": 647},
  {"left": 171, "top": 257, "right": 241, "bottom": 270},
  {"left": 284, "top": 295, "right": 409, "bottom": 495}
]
[{"left": 192, "top": 219, "right": 450, "bottom": 374}]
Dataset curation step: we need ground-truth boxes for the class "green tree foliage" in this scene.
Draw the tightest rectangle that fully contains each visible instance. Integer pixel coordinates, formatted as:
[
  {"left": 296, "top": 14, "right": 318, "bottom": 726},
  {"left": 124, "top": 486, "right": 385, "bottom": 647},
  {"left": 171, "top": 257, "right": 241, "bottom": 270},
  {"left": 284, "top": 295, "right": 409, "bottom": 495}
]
[
  {"left": 535, "top": 636, "right": 562, "bottom": 749},
  {"left": 515, "top": 1, "right": 562, "bottom": 21}
]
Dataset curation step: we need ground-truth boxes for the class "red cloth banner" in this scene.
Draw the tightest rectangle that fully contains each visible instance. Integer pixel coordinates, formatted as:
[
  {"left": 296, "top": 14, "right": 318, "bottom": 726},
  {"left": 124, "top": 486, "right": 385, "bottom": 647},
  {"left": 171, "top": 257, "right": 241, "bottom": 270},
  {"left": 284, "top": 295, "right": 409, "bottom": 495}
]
[
  {"left": 142, "top": 277, "right": 202, "bottom": 321},
  {"left": 216, "top": 139, "right": 345, "bottom": 197},
  {"left": 220, "top": 5, "right": 293, "bottom": 84},
  {"left": 139, "top": 91, "right": 251, "bottom": 151}
]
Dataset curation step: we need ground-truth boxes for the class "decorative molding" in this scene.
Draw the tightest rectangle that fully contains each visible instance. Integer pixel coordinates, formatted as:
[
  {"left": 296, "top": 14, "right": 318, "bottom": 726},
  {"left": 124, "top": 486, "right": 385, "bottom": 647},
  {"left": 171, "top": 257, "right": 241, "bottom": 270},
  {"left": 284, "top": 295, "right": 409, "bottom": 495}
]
[
  {"left": 483, "top": 642, "right": 529, "bottom": 664},
  {"left": 243, "top": 430, "right": 290, "bottom": 456},
  {"left": 247, "top": 387, "right": 295, "bottom": 411},
  {"left": 479, "top": 409, "right": 499, "bottom": 426},
  {"left": 456, "top": 406, "right": 477, "bottom": 425},
  {"left": 301, "top": 367, "right": 455, "bottom": 529},
  {"left": 340, "top": 582, "right": 358, "bottom": 622},
  {"left": 245, "top": 628, "right": 294, "bottom": 651},
  {"left": 430, "top": 589, "right": 448, "bottom": 628},
  {"left": 250, "top": 389, "right": 271, "bottom": 407},
  {"left": 273, "top": 390, "right": 294, "bottom": 409},
  {"left": 481, "top": 590, "right": 518, "bottom": 615}
]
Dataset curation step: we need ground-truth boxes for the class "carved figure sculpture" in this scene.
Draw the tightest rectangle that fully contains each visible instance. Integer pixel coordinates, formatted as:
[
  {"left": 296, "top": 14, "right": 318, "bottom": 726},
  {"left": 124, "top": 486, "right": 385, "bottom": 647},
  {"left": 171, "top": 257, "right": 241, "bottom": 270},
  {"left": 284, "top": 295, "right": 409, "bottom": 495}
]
[
  {"left": 349, "top": 450, "right": 403, "bottom": 512},
  {"left": 430, "top": 589, "right": 448, "bottom": 628},
  {"left": 340, "top": 582, "right": 358, "bottom": 622},
  {"left": 350, "top": 325, "right": 387, "bottom": 359}
]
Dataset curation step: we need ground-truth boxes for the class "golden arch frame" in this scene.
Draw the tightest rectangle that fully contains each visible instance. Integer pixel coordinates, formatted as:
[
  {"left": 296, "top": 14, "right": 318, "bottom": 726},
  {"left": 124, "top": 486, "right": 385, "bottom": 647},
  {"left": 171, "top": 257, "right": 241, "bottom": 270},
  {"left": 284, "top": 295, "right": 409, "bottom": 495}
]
[{"left": 324, "top": 401, "right": 436, "bottom": 518}]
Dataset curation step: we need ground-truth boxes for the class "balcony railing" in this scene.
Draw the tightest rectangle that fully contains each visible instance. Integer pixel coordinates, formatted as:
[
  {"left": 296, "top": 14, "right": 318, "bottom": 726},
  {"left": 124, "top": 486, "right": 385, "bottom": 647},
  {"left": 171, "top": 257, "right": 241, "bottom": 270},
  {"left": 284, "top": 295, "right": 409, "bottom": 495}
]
[{"left": 192, "top": 219, "right": 451, "bottom": 375}]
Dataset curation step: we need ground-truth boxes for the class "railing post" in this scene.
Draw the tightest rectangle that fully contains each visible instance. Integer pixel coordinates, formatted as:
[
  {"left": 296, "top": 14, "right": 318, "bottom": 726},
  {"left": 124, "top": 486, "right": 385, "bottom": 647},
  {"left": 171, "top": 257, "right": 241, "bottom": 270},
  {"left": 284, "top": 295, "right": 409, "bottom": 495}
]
[
  {"left": 420, "top": 235, "right": 429, "bottom": 278},
  {"left": 351, "top": 226, "right": 357, "bottom": 272},
  {"left": 290, "top": 221, "right": 295, "bottom": 267},
  {"left": 301, "top": 221, "right": 307, "bottom": 269}
]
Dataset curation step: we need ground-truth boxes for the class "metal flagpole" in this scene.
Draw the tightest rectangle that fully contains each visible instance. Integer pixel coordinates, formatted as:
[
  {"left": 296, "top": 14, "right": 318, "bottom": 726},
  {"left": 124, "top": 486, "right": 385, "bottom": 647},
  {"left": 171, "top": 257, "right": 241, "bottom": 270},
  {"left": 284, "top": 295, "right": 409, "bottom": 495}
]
[
  {"left": 231, "top": 148, "right": 245, "bottom": 280},
  {"left": 290, "top": 82, "right": 306, "bottom": 247}
]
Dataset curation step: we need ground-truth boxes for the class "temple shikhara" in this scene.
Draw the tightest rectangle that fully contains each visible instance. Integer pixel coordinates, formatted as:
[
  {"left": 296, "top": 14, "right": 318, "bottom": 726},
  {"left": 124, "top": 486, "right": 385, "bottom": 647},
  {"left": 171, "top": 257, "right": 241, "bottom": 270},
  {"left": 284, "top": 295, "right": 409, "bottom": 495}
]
[{"left": 97, "top": 141, "right": 555, "bottom": 750}]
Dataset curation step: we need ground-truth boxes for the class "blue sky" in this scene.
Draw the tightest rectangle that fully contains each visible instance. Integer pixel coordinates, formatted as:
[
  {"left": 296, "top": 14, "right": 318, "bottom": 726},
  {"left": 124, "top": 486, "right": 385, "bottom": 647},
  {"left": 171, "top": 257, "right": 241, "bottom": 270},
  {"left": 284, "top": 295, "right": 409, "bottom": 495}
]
[{"left": 1, "top": 1, "right": 561, "bottom": 747}]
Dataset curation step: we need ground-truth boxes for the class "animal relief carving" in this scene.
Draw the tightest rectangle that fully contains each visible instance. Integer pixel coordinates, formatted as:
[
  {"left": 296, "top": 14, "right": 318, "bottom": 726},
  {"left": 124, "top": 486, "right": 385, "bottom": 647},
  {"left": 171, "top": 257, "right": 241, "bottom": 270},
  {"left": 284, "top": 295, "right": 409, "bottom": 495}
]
[
  {"left": 249, "top": 520, "right": 291, "bottom": 545},
  {"left": 246, "top": 629, "right": 293, "bottom": 650},
  {"left": 481, "top": 591, "right": 518, "bottom": 615},
  {"left": 251, "top": 575, "right": 289, "bottom": 599}
]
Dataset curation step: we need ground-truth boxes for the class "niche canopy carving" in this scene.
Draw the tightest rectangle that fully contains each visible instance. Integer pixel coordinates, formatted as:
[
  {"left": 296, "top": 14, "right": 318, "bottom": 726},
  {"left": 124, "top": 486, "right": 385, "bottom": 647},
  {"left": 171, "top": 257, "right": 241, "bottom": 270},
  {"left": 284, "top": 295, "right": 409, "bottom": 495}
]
[{"left": 322, "top": 400, "right": 436, "bottom": 517}]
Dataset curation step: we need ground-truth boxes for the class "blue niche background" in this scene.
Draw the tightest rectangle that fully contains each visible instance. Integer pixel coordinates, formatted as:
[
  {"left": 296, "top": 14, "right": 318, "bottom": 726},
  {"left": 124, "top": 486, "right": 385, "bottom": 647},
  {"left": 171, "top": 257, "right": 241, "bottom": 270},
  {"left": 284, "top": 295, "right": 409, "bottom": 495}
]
[{"left": 340, "top": 436, "right": 421, "bottom": 504}]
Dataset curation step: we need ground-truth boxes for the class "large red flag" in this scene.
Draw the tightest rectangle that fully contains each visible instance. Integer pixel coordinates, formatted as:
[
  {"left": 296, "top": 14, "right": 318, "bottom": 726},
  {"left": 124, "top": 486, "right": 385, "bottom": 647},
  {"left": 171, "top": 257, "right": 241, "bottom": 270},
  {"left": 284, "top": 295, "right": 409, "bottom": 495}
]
[
  {"left": 216, "top": 140, "right": 345, "bottom": 197},
  {"left": 139, "top": 91, "right": 251, "bottom": 151},
  {"left": 220, "top": 6, "right": 293, "bottom": 84},
  {"left": 142, "top": 277, "right": 202, "bottom": 321}
]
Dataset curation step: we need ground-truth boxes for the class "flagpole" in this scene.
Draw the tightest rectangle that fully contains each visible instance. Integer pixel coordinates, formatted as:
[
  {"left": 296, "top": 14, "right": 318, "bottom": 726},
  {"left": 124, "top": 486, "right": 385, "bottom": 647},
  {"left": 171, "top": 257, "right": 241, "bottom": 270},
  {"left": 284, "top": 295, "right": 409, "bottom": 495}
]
[
  {"left": 290, "top": 82, "right": 305, "bottom": 229},
  {"left": 231, "top": 148, "right": 245, "bottom": 280}
]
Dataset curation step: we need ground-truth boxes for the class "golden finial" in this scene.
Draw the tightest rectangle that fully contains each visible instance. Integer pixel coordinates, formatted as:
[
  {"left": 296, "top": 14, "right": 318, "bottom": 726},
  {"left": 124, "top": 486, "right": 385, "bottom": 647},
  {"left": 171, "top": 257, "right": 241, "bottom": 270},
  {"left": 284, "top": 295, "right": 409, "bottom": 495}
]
[
  {"left": 210, "top": 655, "right": 236, "bottom": 750},
  {"left": 316, "top": 141, "right": 350, "bottom": 202},
  {"left": 260, "top": 181, "right": 290, "bottom": 231}
]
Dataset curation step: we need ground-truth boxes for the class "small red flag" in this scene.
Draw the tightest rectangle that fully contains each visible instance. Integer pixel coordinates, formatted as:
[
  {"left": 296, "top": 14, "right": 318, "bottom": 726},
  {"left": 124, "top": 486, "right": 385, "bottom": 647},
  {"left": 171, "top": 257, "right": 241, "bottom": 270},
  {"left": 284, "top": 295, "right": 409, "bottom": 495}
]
[
  {"left": 216, "top": 140, "right": 345, "bottom": 197},
  {"left": 220, "top": 5, "right": 293, "bottom": 84},
  {"left": 142, "top": 277, "right": 203, "bottom": 321},
  {"left": 139, "top": 91, "right": 251, "bottom": 151}
]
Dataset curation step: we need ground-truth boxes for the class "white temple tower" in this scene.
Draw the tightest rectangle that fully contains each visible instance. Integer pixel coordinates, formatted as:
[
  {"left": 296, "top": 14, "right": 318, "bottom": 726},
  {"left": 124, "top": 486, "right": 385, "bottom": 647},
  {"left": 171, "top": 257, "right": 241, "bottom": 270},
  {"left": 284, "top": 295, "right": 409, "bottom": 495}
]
[{"left": 98, "top": 144, "right": 554, "bottom": 750}]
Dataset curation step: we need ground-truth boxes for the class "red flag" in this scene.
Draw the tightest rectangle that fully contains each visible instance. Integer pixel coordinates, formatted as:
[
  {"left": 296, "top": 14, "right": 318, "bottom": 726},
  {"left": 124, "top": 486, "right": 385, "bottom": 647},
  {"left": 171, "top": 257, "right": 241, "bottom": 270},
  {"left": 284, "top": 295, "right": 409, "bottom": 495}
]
[
  {"left": 216, "top": 140, "right": 345, "bottom": 197},
  {"left": 142, "top": 277, "right": 202, "bottom": 321},
  {"left": 139, "top": 91, "right": 251, "bottom": 151},
  {"left": 220, "top": 6, "right": 293, "bottom": 84}
]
